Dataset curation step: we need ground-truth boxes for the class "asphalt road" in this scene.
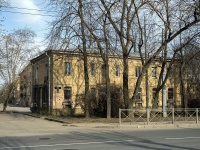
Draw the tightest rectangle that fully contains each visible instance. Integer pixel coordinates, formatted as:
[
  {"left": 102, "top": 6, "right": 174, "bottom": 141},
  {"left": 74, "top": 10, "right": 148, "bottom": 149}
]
[
  {"left": 0, "top": 106, "right": 200, "bottom": 150},
  {"left": 0, "top": 128, "right": 200, "bottom": 150}
]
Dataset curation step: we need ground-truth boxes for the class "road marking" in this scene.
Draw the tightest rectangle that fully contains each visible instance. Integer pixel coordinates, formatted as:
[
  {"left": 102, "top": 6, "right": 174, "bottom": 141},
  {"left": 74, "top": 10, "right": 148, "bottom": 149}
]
[
  {"left": 0, "top": 139, "right": 134, "bottom": 149},
  {"left": 166, "top": 137, "right": 200, "bottom": 140}
]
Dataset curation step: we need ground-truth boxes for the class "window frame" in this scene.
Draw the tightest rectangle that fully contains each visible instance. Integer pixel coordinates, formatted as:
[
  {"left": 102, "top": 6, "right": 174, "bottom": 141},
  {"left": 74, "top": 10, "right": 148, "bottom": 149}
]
[
  {"left": 168, "top": 88, "right": 173, "bottom": 100},
  {"left": 64, "top": 62, "right": 72, "bottom": 76},
  {"left": 152, "top": 88, "right": 157, "bottom": 100},
  {"left": 64, "top": 87, "right": 72, "bottom": 101},
  {"left": 115, "top": 64, "right": 120, "bottom": 77},
  {"left": 135, "top": 66, "right": 141, "bottom": 78},
  {"left": 90, "top": 63, "right": 95, "bottom": 76},
  {"left": 136, "top": 88, "right": 142, "bottom": 100},
  {"left": 101, "top": 64, "right": 106, "bottom": 77},
  {"left": 152, "top": 67, "right": 157, "bottom": 78}
]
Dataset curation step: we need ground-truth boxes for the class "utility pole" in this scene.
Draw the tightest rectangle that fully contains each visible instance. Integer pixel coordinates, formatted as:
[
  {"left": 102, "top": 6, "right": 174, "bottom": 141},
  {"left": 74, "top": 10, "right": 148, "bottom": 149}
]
[
  {"left": 162, "top": 29, "right": 167, "bottom": 117},
  {"left": 144, "top": 16, "right": 149, "bottom": 109}
]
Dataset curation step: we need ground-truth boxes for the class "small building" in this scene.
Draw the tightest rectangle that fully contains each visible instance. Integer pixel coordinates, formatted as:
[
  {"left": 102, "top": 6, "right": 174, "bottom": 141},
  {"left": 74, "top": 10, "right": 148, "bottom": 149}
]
[
  {"left": 30, "top": 49, "right": 182, "bottom": 115},
  {"left": 19, "top": 63, "right": 31, "bottom": 107}
]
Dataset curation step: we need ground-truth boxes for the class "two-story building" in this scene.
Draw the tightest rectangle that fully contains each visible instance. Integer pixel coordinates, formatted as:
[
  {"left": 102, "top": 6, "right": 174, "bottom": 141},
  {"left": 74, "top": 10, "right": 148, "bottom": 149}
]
[
  {"left": 30, "top": 49, "right": 182, "bottom": 115},
  {"left": 19, "top": 63, "right": 31, "bottom": 107}
]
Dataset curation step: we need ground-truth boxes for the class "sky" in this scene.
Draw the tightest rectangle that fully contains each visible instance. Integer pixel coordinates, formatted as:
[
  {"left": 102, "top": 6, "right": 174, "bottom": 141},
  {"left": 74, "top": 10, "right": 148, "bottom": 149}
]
[{"left": 1, "top": 0, "right": 54, "bottom": 50}]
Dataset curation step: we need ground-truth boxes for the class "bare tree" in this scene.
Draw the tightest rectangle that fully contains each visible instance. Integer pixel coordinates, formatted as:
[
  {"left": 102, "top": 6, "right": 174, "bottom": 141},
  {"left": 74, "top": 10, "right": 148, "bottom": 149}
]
[
  {"left": 46, "top": 0, "right": 92, "bottom": 118},
  {"left": 75, "top": 1, "right": 115, "bottom": 118},
  {"left": 46, "top": 0, "right": 200, "bottom": 116},
  {"left": 0, "top": 28, "right": 36, "bottom": 111}
]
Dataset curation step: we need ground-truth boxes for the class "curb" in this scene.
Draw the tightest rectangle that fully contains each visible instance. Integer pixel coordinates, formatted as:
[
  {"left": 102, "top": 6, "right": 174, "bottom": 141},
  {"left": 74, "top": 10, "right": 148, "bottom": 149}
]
[{"left": 20, "top": 112, "right": 200, "bottom": 129}]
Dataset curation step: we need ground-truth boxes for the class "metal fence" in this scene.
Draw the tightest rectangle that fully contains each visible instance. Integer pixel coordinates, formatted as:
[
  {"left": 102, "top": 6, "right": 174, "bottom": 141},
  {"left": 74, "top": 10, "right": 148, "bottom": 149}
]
[{"left": 119, "top": 108, "right": 200, "bottom": 125}]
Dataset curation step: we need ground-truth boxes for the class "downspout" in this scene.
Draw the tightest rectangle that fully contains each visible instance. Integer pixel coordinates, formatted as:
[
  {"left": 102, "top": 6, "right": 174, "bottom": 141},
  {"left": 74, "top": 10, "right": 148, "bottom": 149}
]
[
  {"left": 45, "top": 51, "right": 51, "bottom": 113},
  {"left": 30, "top": 63, "right": 33, "bottom": 107}
]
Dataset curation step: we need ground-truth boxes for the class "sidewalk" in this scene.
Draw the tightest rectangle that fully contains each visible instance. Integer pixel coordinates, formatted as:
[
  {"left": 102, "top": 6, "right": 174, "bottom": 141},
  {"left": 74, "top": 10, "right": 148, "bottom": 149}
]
[
  {"left": 1, "top": 104, "right": 200, "bottom": 129},
  {"left": 0, "top": 104, "right": 31, "bottom": 113}
]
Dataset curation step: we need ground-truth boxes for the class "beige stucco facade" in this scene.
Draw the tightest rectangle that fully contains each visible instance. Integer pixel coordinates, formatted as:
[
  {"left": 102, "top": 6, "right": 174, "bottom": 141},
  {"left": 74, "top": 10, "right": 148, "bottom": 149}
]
[
  {"left": 19, "top": 63, "right": 31, "bottom": 107},
  {"left": 30, "top": 50, "right": 182, "bottom": 115}
]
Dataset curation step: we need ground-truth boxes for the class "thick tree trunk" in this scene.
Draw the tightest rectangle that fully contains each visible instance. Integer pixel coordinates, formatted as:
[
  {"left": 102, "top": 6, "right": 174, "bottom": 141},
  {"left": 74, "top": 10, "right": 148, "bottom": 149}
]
[
  {"left": 78, "top": 0, "right": 90, "bottom": 118},
  {"left": 105, "top": 62, "right": 111, "bottom": 118},
  {"left": 123, "top": 54, "right": 129, "bottom": 109},
  {"left": 3, "top": 100, "right": 8, "bottom": 112},
  {"left": 84, "top": 56, "right": 90, "bottom": 118}
]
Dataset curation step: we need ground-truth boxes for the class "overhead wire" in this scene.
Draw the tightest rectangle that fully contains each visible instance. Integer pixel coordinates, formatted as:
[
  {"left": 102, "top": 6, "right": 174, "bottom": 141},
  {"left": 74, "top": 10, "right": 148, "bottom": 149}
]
[
  {"left": 0, "top": 5, "right": 57, "bottom": 17},
  {"left": 0, "top": 5, "right": 58, "bottom": 13},
  {"left": 1, "top": 10, "right": 55, "bottom": 17}
]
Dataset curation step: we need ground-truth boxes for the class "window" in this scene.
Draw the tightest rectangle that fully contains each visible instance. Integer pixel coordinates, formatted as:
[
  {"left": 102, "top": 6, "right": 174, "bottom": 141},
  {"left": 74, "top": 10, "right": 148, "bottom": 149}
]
[
  {"left": 35, "top": 66, "right": 38, "bottom": 84},
  {"left": 115, "top": 65, "right": 120, "bottom": 77},
  {"left": 64, "top": 87, "right": 72, "bottom": 100},
  {"left": 102, "top": 64, "right": 106, "bottom": 77},
  {"left": 168, "top": 88, "right": 173, "bottom": 100},
  {"left": 90, "top": 63, "right": 95, "bottom": 76},
  {"left": 64, "top": 62, "right": 72, "bottom": 75},
  {"left": 168, "top": 68, "right": 172, "bottom": 78},
  {"left": 36, "top": 66, "right": 38, "bottom": 79},
  {"left": 136, "top": 66, "right": 141, "bottom": 77},
  {"left": 136, "top": 88, "right": 142, "bottom": 100},
  {"left": 152, "top": 67, "right": 157, "bottom": 78},
  {"left": 45, "top": 64, "right": 48, "bottom": 77},
  {"left": 152, "top": 88, "right": 157, "bottom": 100}
]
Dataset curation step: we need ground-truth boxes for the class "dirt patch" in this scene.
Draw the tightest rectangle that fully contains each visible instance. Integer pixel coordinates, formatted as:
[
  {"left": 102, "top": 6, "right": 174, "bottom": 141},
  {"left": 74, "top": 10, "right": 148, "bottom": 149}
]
[{"left": 49, "top": 117, "right": 119, "bottom": 124}]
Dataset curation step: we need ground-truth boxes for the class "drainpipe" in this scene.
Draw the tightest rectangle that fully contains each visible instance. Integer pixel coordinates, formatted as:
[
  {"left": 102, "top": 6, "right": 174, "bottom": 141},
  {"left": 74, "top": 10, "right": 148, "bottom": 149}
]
[
  {"left": 30, "top": 63, "right": 33, "bottom": 107},
  {"left": 45, "top": 51, "right": 51, "bottom": 113}
]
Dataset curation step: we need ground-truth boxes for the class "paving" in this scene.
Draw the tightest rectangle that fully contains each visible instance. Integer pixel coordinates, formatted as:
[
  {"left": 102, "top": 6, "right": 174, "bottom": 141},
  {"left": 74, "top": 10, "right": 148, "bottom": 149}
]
[{"left": 0, "top": 104, "right": 200, "bottom": 131}]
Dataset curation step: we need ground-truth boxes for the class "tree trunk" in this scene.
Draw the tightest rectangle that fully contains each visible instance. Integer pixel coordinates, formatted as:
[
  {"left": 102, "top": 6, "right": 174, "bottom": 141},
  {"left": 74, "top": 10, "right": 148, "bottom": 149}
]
[
  {"left": 180, "top": 65, "right": 186, "bottom": 108},
  {"left": 78, "top": 0, "right": 90, "bottom": 118},
  {"left": 3, "top": 100, "right": 7, "bottom": 112},
  {"left": 123, "top": 53, "right": 129, "bottom": 109},
  {"left": 105, "top": 62, "right": 111, "bottom": 118}
]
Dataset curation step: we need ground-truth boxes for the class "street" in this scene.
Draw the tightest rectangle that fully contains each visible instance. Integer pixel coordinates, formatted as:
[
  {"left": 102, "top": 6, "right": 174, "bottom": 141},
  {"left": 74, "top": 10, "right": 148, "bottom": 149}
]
[
  {"left": 0, "top": 127, "right": 200, "bottom": 150},
  {"left": 0, "top": 110, "right": 200, "bottom": 150}
]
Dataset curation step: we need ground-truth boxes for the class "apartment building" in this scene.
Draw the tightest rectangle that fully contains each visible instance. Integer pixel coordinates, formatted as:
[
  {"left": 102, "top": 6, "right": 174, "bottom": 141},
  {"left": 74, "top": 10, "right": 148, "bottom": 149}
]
[
  {"left": 30, "top": 49, "right": 182, "bottom": 115},
  {"left": 19, "top": 63, "right": 31, "bottom": 107}
]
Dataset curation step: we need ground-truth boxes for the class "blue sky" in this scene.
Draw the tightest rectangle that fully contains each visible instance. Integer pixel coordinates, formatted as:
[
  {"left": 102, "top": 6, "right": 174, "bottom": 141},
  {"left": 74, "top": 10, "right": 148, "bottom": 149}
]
[{"left": 1, "top": 0, "right": 53, "bottom": 50}]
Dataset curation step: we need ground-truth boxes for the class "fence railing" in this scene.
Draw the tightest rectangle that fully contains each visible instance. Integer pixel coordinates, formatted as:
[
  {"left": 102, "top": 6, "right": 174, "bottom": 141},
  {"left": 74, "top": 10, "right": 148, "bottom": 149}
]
[{"left": 119, "top": 108, "right": 200, "bottom": 125}]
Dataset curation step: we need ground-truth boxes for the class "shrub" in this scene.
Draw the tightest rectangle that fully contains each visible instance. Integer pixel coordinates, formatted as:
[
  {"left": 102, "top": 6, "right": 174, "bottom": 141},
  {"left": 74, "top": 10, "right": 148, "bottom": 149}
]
[
  {"left": 187, "top": 99, "right": 200, "bottom": 108},
  {"left": 88, "top": 85, "right": 124, "bottom": 118}
]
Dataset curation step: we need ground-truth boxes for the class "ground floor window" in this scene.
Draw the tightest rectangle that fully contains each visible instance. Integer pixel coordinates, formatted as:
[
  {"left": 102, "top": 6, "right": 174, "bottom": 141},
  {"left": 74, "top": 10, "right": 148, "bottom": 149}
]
[
  {"left": 64, "top": 87, "right": 72, "bottom": 101},
  {"left": 168, "top": 88, "right": 173, "bottom": 100}
]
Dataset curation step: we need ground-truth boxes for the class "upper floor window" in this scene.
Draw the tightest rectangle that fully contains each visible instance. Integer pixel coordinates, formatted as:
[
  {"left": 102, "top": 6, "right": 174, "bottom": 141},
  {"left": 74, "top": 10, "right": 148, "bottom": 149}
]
[
  {"left": 168, "top": 88, "right": 173, "bottom": 100},
  {"left": 45, "top": 64, "right": 48, "bottom": 77},
  {"left": 136, "top": 66, "right": 141, "bottom": 77},
  {"left": 90, "top": 63, "right": 95, "bottom": 76},
  {"left": 115, "top": 65, "right": 120, "bottom": 77},
  {"left": 35, "top": 66, "right": 39, "bottom": 84},
  {"left": 168, "top": 68, "right": 172, "bottom": 78},
  {"left": 152, "top": 67, "right": 157, "bottom": 78},
  {"left": 64, "top": 62, "right": 72, "bottom": 75}
]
